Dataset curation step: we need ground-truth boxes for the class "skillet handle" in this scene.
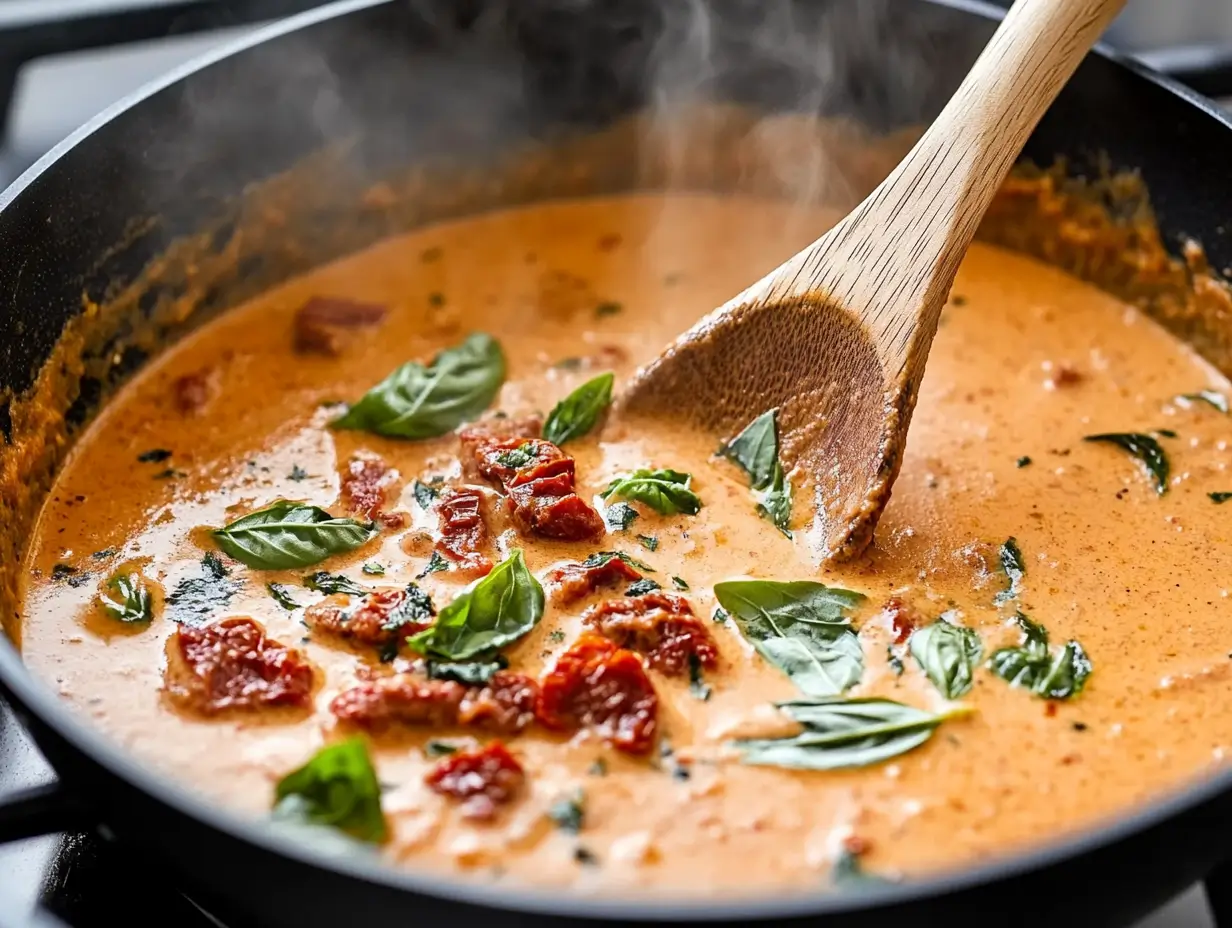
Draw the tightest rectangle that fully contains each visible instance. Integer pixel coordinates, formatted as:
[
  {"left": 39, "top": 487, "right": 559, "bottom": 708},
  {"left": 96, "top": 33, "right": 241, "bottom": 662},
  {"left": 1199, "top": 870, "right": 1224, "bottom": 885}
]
[
  {"left": 0, "top": 781, "right": 88, "bottom": 845},
  {"left": 1137, "top": 43, "right": 1232, "bottom": 101},
  {"left": 1206, "top": 862, "right": 1232, "bottom": 928}
]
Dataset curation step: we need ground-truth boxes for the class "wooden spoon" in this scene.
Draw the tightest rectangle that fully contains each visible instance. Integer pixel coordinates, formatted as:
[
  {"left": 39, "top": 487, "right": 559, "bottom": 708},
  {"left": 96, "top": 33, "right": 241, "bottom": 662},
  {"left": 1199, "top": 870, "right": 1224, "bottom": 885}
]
[{"left": 619, "top": 0, "right": 1125, "bottom": 563}]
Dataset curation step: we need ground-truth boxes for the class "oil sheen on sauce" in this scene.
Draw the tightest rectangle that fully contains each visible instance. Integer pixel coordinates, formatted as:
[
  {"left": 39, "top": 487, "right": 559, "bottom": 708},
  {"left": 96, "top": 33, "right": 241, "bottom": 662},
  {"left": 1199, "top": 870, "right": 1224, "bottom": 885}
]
[{"left": 19, "top": 194, "right": 1232, "bottom": 896}]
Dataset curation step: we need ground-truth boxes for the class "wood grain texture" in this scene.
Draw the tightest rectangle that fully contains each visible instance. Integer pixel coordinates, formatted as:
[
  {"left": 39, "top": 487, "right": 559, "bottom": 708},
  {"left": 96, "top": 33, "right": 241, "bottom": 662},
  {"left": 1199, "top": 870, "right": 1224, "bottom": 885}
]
[{"left": 621, "top": 0, "right": 1126, "bottom": 564}]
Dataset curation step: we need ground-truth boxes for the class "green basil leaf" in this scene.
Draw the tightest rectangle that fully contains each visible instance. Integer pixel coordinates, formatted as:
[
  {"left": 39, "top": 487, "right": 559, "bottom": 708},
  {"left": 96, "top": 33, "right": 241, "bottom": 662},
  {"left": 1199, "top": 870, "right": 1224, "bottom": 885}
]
[
  {"left": 908, "top": 619, "right": 982, "bottom": 698},
  {"left": 547, "top": 790, "right": 586, "bottom": 833},
  {"left": 1083, "top": 432, "right": 1170, "bottom": 495},
  {"left": 1176, "top": 389, "right": 1229, "bottom": 414},
  {"left": 495, "top": 442, "right": 539, "bottom": 469},
  {"left": 408, "top": 549, "right": 544, "bottom": 660},
  {"left": 637, "top": 534, "right": 658, "bottom": 552},
  {"left": 415, "top": 550, "right": 450, "bottom": 579},
  {"left": 267, "top": 582, "right": 300, "bottom": 610},
  {"left": 425, "top": 657, "right": 506, "bottom": 685},
  {"left": 603, "top": 502, "right": 639, "bottom": 531},
  {"left": 581, "top": 550, "right": 655, "bottom": 573},
  {"left": 626, "top": 578, "right": 661, "bottom": 596},
  {"left": 213, "top": 501, "right": 376, "bottom": 570},
  {"left": 688, "top": 653, "right": 711, "bottom": 701},
  {"left": 1210, "top": 492, "right": 1232, "bottom": 504},
  {"left": 733, "top": 698, "right": 957, "bottom": 770},
  {"left": 988, "top": 613, "right": 1091, "bottom": 700},
  {"left": 671, "top": 575, "right": 689, "bottom": 591},
  {"left": 994, "top": 537, "right": 1025, "bottom": 605},
  {"left": 273, "top": 737, "right": 386, "bottom": 843},
  {"left": 362, "top": 561, "right": 385, "bottom": 576},
  {"left": 832, "top": 850, "right": 895, "bottom": 889},
  {"left": 381, "top": 583, "right": 435, "bottom": 630},
  {"left": 543, "top": 372, "right": 614, "bottom": 446},
  {"left": 603, "top": 468, "right": 701, "bottom": 515},
  {"left": 719, "top": 408, "right": 778, "bottom": 488},
  {"left": 720, "top": 409, "right": 793, "bottom": 535},
  {"left": 755, "top": 460, "right": 793, "bottom": 537},
  {"left": 303, "top": 572, "right": 368, "bottom": 596},
  {"left": 714, "top": 580, "right": 866, "bottom": 696},
  {"left": 332, "top": 333, "right": 506, "bottom": 440},
  {"left": 166, "top": 554, "right": 238, "bottom": 624},
  {"left": 412, "top": 479, "right": 440, "bottom": 510},
  {"left": 99, "top": 572, "right": 153, "bottom": 624}
]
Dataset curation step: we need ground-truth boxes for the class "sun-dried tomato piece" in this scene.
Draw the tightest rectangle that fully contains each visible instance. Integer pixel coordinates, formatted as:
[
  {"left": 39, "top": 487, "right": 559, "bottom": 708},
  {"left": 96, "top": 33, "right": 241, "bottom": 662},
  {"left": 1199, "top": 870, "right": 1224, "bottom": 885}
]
[
  {"left": 536, "top": 634, "right": 657, "bottom": 754},
  {"left": 459, "top": 417, "right": 542, "bottom": 461},
  {"left": 330, "top": 671, "right": 538, "bottom": 734},
  {"left": 458, "top": 671, "right": 539, "bottom": 732},
  {"left": 294, "top": 296, "right": 387, "bottom": 356},
  {"left": 166, "top": 617, "right": 314, "bottom": 714},
  {"left": 330, "top": 676, "right": 465, "bottom": 729},
  {"left": 173, "top": 368, "right": 217, "bottom": 414},
  {"left": 545, "top": 556, "right": 643, "bottom": 605},
  {"left": 305, "top": 586, "right": 435, "bottom": 647},
  {"left": 882, "top": 597, "right": 920, "bottom": 645},
  {"left": 342, "top": 454, "right": 403, "bottom": 526},
  {"left": 425, "top": 742, "right": 525, "bottom": 820},
  {"left": 508, "top": 483, "right": 605, "bottom": 541},
  {"left": 435, "top": 487, "right": 493, "bottom": 577},
  {"left": 583, "top": 592, "right": 717, "bottom": 675}
]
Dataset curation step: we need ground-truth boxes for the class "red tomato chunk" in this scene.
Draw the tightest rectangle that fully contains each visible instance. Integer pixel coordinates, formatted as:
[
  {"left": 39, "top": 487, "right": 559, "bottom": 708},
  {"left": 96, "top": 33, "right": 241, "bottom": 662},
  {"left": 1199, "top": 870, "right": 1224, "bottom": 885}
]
[
  {"left": 583, "top": 591, "right": 718, "bottom": 676},
  {"left": 425, "top": 742, "right": 526, "bottom": 820}
]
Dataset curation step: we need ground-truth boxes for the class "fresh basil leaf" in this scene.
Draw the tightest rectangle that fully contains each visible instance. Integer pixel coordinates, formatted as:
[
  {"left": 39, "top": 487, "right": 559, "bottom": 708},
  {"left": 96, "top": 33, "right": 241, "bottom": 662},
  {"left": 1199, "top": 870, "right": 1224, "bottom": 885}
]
[
  {"left": 1176, "top": 390, "right": 1229, "bottom": 414},
  {"left": 547, "top": 790, "right": 586, "bottom": 833},
  {"left": 671, "top": 575, "right": 689, "bottom": 591},
  {"left": 833, "top": 850, "right": 895, "bottom": 889},
  {"left": 637, "top": 534, "right": 659, "bottom": 552},
  {"left": 408, "top": 549, "right": 544, "bottom": 660},
  {"left": 688, "top": 653, "right": 711, "bottom": 701},
  {"left": 213, "top": 501, "right": 376, "bottom": 570},
  {"left": 412, "top": 480, "right": 440, "bottom": 510},
  {"left": 267, "top": 582, "right": 300, "bottom": 610},
  {"left": 273, "top": 737, "right": 386, "bottom": 843},
  {"left": 994, "top": 537, "right": 1025, "bottom": 605},
  {"left": 755, "top": 460, "right": 793, "bottom": 537},
  {"left": 720, "top": 409, "right": 778, "bottom": 487},
  {"left": 603, "top": 502, "right": 639, "bottom": 531},
  {"left": 425, "top": 657, "right": 506, "bottom": 685},
  {"left": 988, "top": 613, "right": 1091, "bottom": 700},
  {"left": 415, "top": 550, "right": 450, "bottom": 579},
  {"left": 332, "top": 333, "right": 506, "bottom": 440},
  {"left": 303, "top": 572, "right": 367, "bottom": 596},
  {"left": 714, "top": 580, "right": 866, "bottom": 696},
  {"left": 626, "top": 578, "right": 661, "bottom": 596},
  {"left": 581, "top": 551, "right": 655, "bottom": 573},
  {"left": 495, "top": 442, "right": 540, "bottom": 469},
  {"left": 603, "top": 468, "right": 701, "bottom": 515},
  {"left": 362, "top": 561, "right": 385, "bottom": 576},
  {"left": 733, "top": 698, "right": 958, "bottom": 770},
  {"left": 99, "top": 572, "right": 153, "bottom": 624},
  {"left": 720, "top": 409, "right": 793, "bottom": 535},
  {"left": 1210, "top": 492, "right": 1232, "bottom": 504},
  {"left": 543, "top": 372, "right": 614, "bottom": 446},
  {"left": 909, "top": 619, "right": 982, "bottom": 698},
  {"left": 1083, "top": 432, "right": 1170, "bottom": 495}
]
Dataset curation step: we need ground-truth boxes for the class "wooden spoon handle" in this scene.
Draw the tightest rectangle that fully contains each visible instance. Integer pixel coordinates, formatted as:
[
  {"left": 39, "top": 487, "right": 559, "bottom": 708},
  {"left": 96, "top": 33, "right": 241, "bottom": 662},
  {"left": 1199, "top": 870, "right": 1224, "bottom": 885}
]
[{"left": 761, "top": 0, "right": 1126, "bottom": 370}]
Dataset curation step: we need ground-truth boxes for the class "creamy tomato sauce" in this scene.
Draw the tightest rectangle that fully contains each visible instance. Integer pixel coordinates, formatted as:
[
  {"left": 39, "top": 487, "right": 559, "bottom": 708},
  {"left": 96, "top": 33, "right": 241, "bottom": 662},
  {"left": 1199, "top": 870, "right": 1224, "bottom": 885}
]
[{"left": 19, "top": 193, "right": 1232, "bottom": 895}]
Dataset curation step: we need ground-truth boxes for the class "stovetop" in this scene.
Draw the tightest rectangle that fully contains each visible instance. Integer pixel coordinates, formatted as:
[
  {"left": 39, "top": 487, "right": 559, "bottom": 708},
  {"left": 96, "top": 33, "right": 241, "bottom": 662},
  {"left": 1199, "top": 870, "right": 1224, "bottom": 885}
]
[{"left": 0, "top": 1, "right": 1229, "bottom": 926}]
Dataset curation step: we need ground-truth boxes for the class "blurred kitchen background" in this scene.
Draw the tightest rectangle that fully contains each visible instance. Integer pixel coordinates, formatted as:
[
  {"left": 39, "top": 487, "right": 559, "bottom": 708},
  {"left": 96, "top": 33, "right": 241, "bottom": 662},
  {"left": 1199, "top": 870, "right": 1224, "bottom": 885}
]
[{"left": 0, "top": 1, "right": 1229, "bottom": 927}]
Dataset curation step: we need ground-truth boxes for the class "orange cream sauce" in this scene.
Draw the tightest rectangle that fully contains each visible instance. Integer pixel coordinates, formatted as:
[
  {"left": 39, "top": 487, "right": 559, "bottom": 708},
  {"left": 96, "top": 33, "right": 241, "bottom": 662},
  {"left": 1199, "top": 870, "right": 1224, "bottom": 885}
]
[{"left": 19, "top": 193, "right": 1232, "bottom": 896}]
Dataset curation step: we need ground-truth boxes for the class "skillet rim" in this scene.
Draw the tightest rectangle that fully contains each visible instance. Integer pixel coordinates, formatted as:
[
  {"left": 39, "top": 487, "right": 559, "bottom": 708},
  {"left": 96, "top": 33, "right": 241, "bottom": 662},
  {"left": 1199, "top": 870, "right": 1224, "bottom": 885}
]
[{"left": 1, "top": 0, "right": 1231, "bottom": 919}]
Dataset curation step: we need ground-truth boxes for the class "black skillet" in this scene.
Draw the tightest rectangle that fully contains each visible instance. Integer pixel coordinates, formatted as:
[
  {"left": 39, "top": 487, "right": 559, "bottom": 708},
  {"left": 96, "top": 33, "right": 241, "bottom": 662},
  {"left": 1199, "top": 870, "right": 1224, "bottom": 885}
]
[{"left": 2, "top": 1, "right": 1232, "bottom": 925}]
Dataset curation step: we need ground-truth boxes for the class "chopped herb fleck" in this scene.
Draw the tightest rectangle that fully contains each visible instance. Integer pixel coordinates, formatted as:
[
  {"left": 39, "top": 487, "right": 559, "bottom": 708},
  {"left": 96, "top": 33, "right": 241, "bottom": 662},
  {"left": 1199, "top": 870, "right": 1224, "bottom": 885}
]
[
  {"left": 887, "top": 646, "right": 905, "bottom": 676},
  {"left": 416, "top": 551, "right": 450, "bottom": 579},
  {"left": 288, "top": 465, "right": 309, "bottom": 481},
  {"left": 671, "top": 575, "right": 689, "bottom": 591},
  {"left": 688, "top": 653, "right": 712, "bottom": 701},
  {"left": 153, "top": 468, "right": 186, "bottom": 479},
  {"left": 547, "top": 791, "right": 585, "bottom": 833},
  {"left": 51, "top": 564, "right": 78, "bottom": 582},
  {"left": 424, "top": 740, "right": 458, "bottom": 757},
  {"left": 137, "top": 449, "right": 172, "bottom": 463},
  {"left": 1154, "top": 428, "right": 1178, "bottom": 438},
  {"left": 636, "top": 534, "right": 659, "bottom": 552},
  {"left": 1210, "top": 492, "right": 1232, "bottom": 504},
  {"left": 594, "top": 301, "right": 622, "bottom": 318},
  {"left": 362, "top": 561, "right": 386, "bottom": 576},
  {"left": 1016, "top": 456, "right": 1032, "bottom": 468},
  {"left": 713, "top": 606, "right": 729, "bottom": 624},
  {"left": 1176, "top": 390, "right": 1229, "bottom": 414},
  {"left": 950, "top": 294, "right": 968, "bottom": 307},
  {"left": 267, "top": 582, "right": 300, "bottom": 610},
  {"left": 495, "top": 442, "right": 539, "bottom": 469},
  {"left": 428, "top": 291, "right": 446, "bottom": 307},
  {"left": 421, "top": 246, "right": 442, "bottom": 263},
  {"left": 91, "top": 548, "right": 115, "bottom": 560},
  {"left": 302, "top": 572, "right": 367, "bottom": 596},
  {"left": 1072, "top": 722, "right": 1088, "bottom": 732},
  {"left": 554, "top": 357, "right": 585, "bottom": 372},
  {"left": 626, "top": 578, "right": 661, "bottom": 597},
  {"left": 1083, "top": 432, "right": 1170, "bottom": 495},
  {"left": 574, "top": 846, "right": 599, "bottom": 866},
  {"left": 995, "top": 537, "right": 1026, "bottom": 605},
  {"left": 588, "top": 758, "right": 608, "bottom": 777},
  {"left": 412, "top": 479, "right": 441, "bottom": 510},
  {"left": 548, "top": 630, "right": 566, "bottom": 644},
  {"left": 603, "top": 502, "right": 639, "bottom": 532}
]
